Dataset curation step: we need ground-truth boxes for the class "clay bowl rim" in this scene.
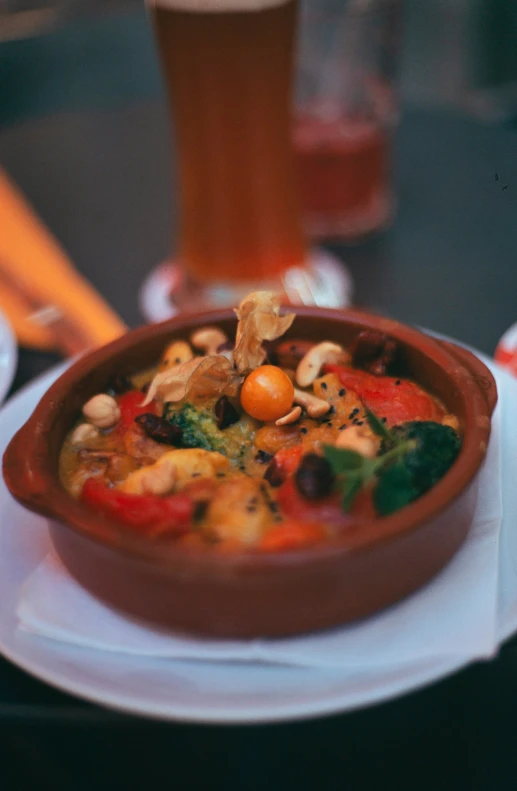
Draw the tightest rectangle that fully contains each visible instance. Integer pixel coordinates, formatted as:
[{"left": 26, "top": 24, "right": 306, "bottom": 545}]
[{"left": 3, "top": 306, "right": 495, "bottom": 573}]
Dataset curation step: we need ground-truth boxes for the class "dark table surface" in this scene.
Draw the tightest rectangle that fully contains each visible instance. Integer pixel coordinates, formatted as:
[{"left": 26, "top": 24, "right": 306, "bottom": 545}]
[{"left": 1, "top": 100, "right": 517, "bottom": 790}]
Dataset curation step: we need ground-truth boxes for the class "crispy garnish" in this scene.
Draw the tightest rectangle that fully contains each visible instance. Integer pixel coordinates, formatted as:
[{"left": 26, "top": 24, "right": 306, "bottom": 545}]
[
  {"left": 143, "top": 356, "right": 242, "bottom": 405},
  {"left": 233, "top": 291, "right": 295, "bottom": 374}
]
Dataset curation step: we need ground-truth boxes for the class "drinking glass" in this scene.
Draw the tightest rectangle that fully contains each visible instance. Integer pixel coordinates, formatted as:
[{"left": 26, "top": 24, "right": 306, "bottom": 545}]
[
  {"left": 141, "top": 0, "right": 352, "bottom": 319},
  {"left": 294, "top": 0, "right": 403, "bottom": 242}
]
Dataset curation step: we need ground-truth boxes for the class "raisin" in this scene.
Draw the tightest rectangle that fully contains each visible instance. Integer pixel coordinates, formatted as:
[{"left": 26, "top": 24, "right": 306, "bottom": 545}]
[
  {"left": 264, "top": 458, "right": 285, "bottom": 487},
  {"left": 214, "top": 396, "right": 240, "bottom": 429},
  {"left": 134, "top": 413, "right": 182, "bottom": 445},
  {"left": 294, "top": 454, "right": 335, "bottom": 500},
  {"left": 107, "top": 374, "right": 133, "bottom": 395},
  {"left": 351, "top": 330, "right": 398, "bottom": 376},
  {"left": 255, "top": 450, "right": 274, "bottom": 464}
]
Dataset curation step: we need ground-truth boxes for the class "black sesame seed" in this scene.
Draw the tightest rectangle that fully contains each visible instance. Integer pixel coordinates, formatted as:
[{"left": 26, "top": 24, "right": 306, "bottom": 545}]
[
  {"left": 300, "top": 427, "right": 308, "bottom": 434},
  {"left": 191, "top": 472, "right": 201, "bottom": 477},
  {"left": 328, "top": 405, "right": 336, "bottom": 415},
  {"left": 381, "top": 417, "right": 387, "bottom": 423},
  {"left": 174, "top": 357, "right": 181, "bottom": 364},
  {"left": 321, "top": 382, "right": 327, "bottom": 390},
  {"left": 356, "top": 420, "right": 364, "bottom": 426},
  {"left": 395, "top": 379, "right": 401, "bottom": 385},
  {"left": 339, "top": 424, "right": 347, "bottom": 431},
  {"left": 216, "top": 472, "right": 226, "bottom": 478},
  {"left": 339, "top": 388, "right": 346, "bottom": 397},
  {"left": 352, "top": 408, "right": 360, "bottom": 416}
]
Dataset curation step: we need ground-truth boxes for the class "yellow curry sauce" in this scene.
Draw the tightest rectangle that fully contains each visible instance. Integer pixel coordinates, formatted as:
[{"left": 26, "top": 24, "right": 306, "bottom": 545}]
[{"left": 59, "top": 292, "right": 461, "bottom": 552}]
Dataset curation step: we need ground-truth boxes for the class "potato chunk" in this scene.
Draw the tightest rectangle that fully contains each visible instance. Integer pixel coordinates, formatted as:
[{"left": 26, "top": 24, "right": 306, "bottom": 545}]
[
  {"left": 118, "top": 449, "right": 229, "bottom": 495},
  {"left": 204, "top": 476, "right": 271, "bottom": 545}
]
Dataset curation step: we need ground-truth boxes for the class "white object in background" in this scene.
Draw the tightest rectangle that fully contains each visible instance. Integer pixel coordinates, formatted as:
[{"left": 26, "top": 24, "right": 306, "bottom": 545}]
[{"left": 0, "top": 308, "right": 17, "bottom": 404}]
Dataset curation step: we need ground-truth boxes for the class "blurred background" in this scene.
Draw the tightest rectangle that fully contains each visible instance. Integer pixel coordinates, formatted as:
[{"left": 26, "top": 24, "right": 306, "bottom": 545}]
[
  {"left": 1, "top": 0, "right": 517, "bottom": 364},
  {"left": 2, "top": 0, "right": 517, "bottom": 128}
]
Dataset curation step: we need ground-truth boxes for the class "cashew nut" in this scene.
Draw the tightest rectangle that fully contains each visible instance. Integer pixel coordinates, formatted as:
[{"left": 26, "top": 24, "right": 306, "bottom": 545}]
[
  {"left": 293, "top": 388, "right": 331, "bottom": 419},
  {"left": 70, "top": 423, "right": 100, "bottom": 445},
  {"left": 190, "top": 326, "right": 229, "bottom": 356},
  {"left": 296, "top": 342, "right": 350, "bottom": 388},
  {"left": 335, "top": 426, "right": 378, "bottom": 458},
  {"left": 82, "top": 394, "right": 121, "bottom": 429},
  {"left": 160, "top": 340, "right": 194, "bottom": 371},
  {"left": 275, "top": 405, "right": 302, "bottom": 426}
]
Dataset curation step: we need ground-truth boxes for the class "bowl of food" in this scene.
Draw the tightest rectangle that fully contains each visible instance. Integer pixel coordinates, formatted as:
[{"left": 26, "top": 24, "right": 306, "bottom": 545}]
[{"left": 3, "top": 293, "right": 497, "bottom": 637}]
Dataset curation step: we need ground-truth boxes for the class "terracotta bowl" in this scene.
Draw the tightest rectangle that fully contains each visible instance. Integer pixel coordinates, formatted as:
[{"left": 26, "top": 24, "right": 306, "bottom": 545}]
[{"left": 3, "top": 308, "right": 497, "bottom": 638}]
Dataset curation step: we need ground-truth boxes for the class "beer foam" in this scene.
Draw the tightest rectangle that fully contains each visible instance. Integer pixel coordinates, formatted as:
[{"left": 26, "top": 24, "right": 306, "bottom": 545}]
[{"left": 148, "top": 0, "right": 290, "bottom": 11}]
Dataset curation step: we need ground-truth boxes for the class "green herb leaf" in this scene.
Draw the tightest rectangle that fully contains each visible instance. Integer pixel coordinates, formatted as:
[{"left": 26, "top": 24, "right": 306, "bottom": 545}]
[
  {"left": 323, "top": 445, "right": 365, "bottom": 473},
  {"left": 324, "top": 445, "right": 379, "bottom": 511},
  {"left": 364, "top": 407, "right": 395, "bottom": 443},
  {"left": 374, "top": 463, "right": 416, "bottom": 516},
  {"left": 340, "top": 476, "right": 363, "bottom": 511}
]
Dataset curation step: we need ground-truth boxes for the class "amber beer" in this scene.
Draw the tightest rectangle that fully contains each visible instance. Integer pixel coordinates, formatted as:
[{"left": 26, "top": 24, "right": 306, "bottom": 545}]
[{"left": 150, "top": 0, "right": 305, "bottom": 284}]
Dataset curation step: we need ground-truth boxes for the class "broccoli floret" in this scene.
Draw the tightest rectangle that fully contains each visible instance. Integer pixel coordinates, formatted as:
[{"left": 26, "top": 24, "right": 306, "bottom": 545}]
[
  {"left": 386, "top": 421, "right": 461, "bottom": 495},
  {"left": 374, "top": 420, "right": 461, "bottom": 515},
  {"left": 164, "top": 402, "right": 227, "bottom": 453}
]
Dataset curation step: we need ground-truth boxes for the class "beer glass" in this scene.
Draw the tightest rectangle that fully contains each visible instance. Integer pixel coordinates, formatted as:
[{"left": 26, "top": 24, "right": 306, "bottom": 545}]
[{"left": 143, "top": 0, "right": 351, "bottom": 316}]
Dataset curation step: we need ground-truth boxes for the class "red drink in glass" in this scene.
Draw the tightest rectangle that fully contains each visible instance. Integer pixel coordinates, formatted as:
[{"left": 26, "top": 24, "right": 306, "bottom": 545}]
[{"left": 294, "top": 113, "right": 392, "bottom": 240}]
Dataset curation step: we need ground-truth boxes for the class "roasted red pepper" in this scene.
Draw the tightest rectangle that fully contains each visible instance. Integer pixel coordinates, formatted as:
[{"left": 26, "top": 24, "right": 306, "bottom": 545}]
[
  {"left": 324, "top": 365, "right": 444, "bottom": 427},
  {"left": 273, "top": 445, "right": 304, "bottom": 476},
  {"left": 116, "top": 390, "right": 158, "bottom": 430},
  {"left": 81, "top": 477, "right": 193, "bottom": 537},
  {"left": 277, "top": 477, "right": 378, "bottom": 526},
  {"left": 264, "top": 445, "right": 304, "bottom": 487}
]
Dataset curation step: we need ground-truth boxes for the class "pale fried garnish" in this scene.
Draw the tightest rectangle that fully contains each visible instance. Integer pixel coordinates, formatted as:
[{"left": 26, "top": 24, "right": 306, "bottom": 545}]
[
  {"left": 143, "top": 355, "right": 242, "bottom": 405},
  {"left": 233, "top": 291, "right": 295, "bottom": 374}
]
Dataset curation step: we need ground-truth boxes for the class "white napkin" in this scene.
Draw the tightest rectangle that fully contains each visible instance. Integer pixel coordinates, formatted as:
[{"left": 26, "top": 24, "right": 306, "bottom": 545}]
[{"left": 17, "top": 372, "right": 503, "bottom": 669}]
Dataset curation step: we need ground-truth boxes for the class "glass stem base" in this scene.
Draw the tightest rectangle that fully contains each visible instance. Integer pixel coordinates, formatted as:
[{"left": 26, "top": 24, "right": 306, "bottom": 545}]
[{"left": 139, "top": 248, "right": 353, "bottom": 322}]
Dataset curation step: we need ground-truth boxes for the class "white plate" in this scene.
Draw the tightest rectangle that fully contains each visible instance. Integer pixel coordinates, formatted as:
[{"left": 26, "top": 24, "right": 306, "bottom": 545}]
[
  {"left": 0, "top": 308, "right": 17, "bottom": 404},
  {"left": 0, "top": 354, "right": 516, "bottom": 724}
]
